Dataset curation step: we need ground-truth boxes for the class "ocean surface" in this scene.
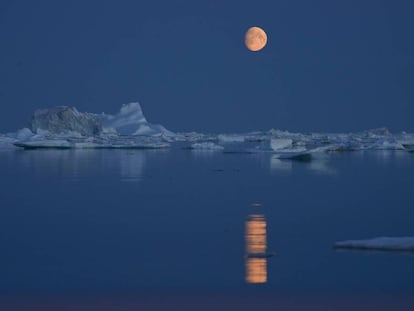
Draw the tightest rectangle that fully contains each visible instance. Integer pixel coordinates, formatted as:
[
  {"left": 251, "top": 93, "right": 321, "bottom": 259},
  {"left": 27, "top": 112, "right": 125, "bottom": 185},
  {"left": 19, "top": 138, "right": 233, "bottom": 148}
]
[{"left": 0, "top": 147, "right": 413, "bottom": 309}]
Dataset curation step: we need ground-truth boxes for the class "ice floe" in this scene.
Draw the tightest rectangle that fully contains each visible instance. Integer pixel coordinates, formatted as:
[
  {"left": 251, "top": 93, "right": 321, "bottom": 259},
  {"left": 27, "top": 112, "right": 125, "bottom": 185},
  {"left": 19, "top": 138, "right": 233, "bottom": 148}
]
[
  {"left": 190, "top": 142, "right": 224, "bottom": 151},
  {"left": 218, "top": 134, "right": 245, "bottom": 143},
  {"left": 270, "top": 138, "right": 293, "bottom": 151}
]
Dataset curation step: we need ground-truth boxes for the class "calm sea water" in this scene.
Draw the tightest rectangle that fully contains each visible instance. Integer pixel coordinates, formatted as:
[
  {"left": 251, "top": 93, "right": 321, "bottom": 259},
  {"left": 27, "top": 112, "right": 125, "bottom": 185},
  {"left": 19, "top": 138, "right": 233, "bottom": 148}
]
[{"left": 0, "top": 148, "right": 413, "bottom": 309}]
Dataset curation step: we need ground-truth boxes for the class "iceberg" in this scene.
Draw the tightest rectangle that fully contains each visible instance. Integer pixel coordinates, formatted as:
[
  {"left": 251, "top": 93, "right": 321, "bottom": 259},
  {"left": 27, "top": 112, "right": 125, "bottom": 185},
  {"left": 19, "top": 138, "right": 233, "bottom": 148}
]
[
  {"left": 101, "top": 102, "right": 173, "bottom": 136},
  {"left": 28, "top": 102, "right": 173, "bottom": 138},
  {"left": 31, "top": 106, "right": 102, "bottom": 136},
  {"left": 270, "top": 138, "right": 292, "bottom": 151},
  {"left": 8, "top": 102, "right": 173, "bottom": 149},
  {"left": 334, "top": 237, "right": 414, "bottom": 252}
]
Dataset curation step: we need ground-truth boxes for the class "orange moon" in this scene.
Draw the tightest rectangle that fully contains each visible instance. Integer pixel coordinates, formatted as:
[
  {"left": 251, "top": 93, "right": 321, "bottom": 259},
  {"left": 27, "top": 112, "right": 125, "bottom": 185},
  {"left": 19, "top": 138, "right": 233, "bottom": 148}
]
[{"left": 245, "top": 26, "right": 267, "bottom": 52}]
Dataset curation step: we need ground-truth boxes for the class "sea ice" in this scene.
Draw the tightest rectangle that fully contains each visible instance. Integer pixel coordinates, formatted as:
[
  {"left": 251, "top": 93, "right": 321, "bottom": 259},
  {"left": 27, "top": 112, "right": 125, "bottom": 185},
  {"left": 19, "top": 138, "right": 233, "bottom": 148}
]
[
  {"left": 2, "top": 103, "right": 414, "bottom": 152},
  {"left": 334, "top": 237, "right": 414, "bottom": 251},
  {"left": 0, "top": 135, "right": 16, "bottom": 149},
  {"left": 190, "top": 142, "right": 224, "bottom": 151},
  {"left": 218, "top": 134, "right": 245, "bottom": 143},
  {"left": 14, "top": 136, "right": 170, "bottom": 149},
  {"left": 14, "top": 140, "right": 72, "bottom": 149}
]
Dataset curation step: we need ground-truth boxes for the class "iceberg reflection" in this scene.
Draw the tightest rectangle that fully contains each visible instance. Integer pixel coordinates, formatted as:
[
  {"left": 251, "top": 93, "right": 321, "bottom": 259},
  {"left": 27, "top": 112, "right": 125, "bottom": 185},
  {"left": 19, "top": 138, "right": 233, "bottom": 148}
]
[
  {"left": 118, "top": 151, "right": 145, "bottom": 182},
  {"left": 270, "top": 154, "right": 335, "bottom": 174}
]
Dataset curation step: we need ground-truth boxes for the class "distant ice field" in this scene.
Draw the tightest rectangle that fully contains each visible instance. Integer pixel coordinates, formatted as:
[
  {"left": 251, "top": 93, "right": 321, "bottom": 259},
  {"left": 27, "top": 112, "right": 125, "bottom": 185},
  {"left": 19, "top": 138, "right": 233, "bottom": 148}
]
[{"left": 1, "top": 103, "right": 414, "bottom": 155}]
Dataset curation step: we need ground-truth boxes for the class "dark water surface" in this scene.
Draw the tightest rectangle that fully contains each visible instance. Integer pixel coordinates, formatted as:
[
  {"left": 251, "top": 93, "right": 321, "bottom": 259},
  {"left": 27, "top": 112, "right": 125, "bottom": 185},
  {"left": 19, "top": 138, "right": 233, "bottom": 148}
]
[{"left": 0, "top": 148, "right": 413, "bottom": 309}]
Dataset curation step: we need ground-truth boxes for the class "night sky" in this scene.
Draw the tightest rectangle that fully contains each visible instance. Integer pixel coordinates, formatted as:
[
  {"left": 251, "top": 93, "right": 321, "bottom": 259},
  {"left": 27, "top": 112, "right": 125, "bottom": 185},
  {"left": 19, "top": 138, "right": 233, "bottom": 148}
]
[{"left": 0, "top": 0, "right": 413, "bottom": 133}]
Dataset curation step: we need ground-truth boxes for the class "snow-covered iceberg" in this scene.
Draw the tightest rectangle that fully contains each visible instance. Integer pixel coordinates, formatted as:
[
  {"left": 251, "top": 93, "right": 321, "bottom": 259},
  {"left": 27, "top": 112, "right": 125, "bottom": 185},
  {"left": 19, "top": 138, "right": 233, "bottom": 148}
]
[
  {"left": 101, "top": 102, "right": 173, "bottom": 136},
  {"left": 334, "top": 237, "right": 414, "bottom": 252},
  {"left": 28, "top": 102, "right": 173, "bottom": 138},
  {"left": 9, "top": 102, "right": 173, "bottom": 149},
  {"left": 31, "top": 106, "right": 102, "bottom": 136}
]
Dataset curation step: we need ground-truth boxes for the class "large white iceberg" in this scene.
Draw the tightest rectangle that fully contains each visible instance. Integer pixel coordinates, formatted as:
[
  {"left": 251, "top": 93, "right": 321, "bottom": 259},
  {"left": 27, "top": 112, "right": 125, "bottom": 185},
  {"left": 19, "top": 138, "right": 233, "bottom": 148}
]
[
  {"left": 28, "top": 102, "right": 173, "bottom": 138},
  {"left": 101, "top": 102, "right": 173, "bottom": 136},
  {"left": 9, "top": 102, "right": 174, "bottom": 149},
  {"left": 334, "top": 237, "right": 414, "bottom": 252}
]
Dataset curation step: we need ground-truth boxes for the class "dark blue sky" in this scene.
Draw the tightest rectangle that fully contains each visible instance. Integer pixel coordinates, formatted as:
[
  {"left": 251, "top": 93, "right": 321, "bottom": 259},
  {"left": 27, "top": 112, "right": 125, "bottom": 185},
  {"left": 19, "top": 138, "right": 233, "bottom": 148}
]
[{"left": 0, "top": 0, "right": 413, "bottom": 133}]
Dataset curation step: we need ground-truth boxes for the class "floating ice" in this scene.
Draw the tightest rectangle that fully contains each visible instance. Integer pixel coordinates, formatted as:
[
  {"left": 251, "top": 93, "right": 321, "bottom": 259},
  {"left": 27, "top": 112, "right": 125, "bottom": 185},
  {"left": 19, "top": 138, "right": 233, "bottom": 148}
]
[
  {"left": 8, "top": 128, "right": 35, "bottom": 141},
  {"left": 190, "top": 142, "right": 224, "bottom": 151},
  {"left": 334, "top": 237, "right": 414, "bottom": 252},
  {"left": 15, "top": 136, "right": 169, "bottom": 150},
  {"left": 2, "top": 104, "right": 414, "bottom": 153},
  {"left": 101, "top": 102, "right": 173, "bottom": 136},
  {"left": 218, "top": 134, "right": 245, "bottom": 143},
  {"left": 270, "top": 138, "right": 292, "bottom": 151},
  {"left": 15, "top": 140, "right": 72, "bottom": 149},
  {"left": 31, "top": 106, "right": 102, "bottom": 136},
  {"left": 0, "top": 135, "right": 16, "bottom": 149}
]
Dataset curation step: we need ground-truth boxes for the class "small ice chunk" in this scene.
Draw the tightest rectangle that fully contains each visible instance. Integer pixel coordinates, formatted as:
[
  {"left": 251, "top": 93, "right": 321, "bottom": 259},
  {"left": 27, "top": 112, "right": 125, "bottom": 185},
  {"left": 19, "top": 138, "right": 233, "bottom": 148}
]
[
  {"left": 191, "top": 142, "right": 224, "bottom": 151},
  {"left": 370, "top": 140, "right": 404, "bottom": 150},
  {"left": 218, "top": 134, "right": 245, "bottom": 143},
  {"left": 364, "top": 127, "right": 391, "bottom": 137},
  {"left": 0, "top": 135, "right": 17, "bottom": 148},
  {"left": 334, "top": 237, "right": 414, "bottom": 252},
  {"left": 270, "top": 138, "right": 292, "bottom": 151},
  {"left": 6, "top": 128, "right": 35, "bottom": 141}
]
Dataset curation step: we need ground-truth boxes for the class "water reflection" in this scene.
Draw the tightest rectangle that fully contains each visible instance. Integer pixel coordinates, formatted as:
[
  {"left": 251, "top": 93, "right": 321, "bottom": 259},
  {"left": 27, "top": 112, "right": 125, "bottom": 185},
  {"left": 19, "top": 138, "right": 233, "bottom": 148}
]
[
  {"left": 118, "top": 151, "right": 145, "bottom": 182},
  {"left": 270, "top": 154, "right": 335, "bottom": 175},
  {"left": 245, "top": 214, "right": 268, "bottom": 284},
  {"left": 270, "top": 157, "right": 292, "bottom": 171},
  {"left": 13, "top": 149, "right": 147, "bottom": 182},
  {"left": 16, "top": 149, "right": 100, "bottom": 179}
]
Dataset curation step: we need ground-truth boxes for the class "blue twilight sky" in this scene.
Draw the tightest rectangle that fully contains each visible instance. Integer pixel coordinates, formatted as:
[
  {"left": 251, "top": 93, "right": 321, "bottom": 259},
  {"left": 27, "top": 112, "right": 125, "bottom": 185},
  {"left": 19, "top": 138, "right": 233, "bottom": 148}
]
[{"left": 0, "top": 0, "right": 413, "bottom": 133}]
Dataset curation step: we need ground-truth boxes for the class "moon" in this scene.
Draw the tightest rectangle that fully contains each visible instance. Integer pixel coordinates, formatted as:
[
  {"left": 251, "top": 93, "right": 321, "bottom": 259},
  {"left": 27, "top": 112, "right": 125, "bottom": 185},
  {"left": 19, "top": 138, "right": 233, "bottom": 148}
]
[{"left": 245, "top": 26, "right": 267, "bottom": 52}]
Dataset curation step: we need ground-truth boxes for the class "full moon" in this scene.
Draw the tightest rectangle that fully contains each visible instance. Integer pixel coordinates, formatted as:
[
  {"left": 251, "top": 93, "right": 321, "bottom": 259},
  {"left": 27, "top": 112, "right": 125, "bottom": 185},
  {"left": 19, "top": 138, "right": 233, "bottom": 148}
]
[{"left": 245, "top": 26, "right": 267, "bottom": 52}]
